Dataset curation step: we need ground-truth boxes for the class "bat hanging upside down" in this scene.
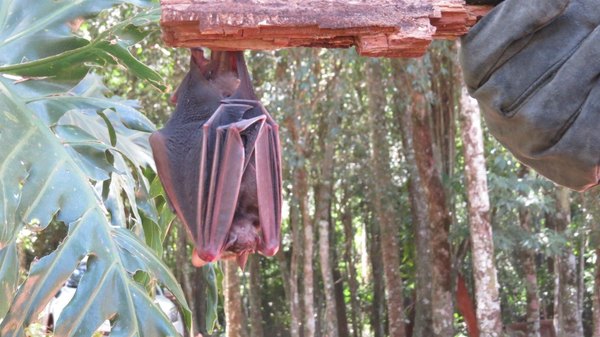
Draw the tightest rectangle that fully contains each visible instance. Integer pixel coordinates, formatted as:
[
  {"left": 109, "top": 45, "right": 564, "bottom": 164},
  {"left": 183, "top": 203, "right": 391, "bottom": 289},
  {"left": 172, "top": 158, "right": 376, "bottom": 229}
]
[{"left": 150, "top": 49, "right": 282, "bottom": 269}]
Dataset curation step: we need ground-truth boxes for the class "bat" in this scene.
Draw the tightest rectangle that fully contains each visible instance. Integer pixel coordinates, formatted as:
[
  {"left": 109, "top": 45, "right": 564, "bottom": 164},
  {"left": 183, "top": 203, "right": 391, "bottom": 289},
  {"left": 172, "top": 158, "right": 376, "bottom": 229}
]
[{"left": 150, "top": 49, "right": 282, "bottom": 269}]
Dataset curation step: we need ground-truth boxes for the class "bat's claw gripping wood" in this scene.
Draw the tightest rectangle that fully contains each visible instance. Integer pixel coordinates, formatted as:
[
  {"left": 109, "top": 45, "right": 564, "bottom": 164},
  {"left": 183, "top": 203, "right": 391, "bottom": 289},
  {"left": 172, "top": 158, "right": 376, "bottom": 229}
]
[{"left": 151, "top": 49, "right": 282, "bottom": 269}]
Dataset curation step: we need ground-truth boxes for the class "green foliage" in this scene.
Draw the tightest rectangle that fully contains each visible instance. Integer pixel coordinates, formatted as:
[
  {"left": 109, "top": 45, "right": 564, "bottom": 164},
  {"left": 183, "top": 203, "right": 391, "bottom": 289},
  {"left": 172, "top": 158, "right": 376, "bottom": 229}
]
[
  {"left": 0, "top": 0, "right": 201, "bottom": 335},
  {"left": 0, "top": 1, "right": 163, "bottom": 89}
]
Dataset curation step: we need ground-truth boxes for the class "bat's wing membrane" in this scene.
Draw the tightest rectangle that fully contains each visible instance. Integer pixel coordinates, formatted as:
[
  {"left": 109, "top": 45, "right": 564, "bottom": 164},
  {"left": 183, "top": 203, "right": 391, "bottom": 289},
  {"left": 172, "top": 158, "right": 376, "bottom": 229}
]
[
  {"left": 225, "top": 99, "right": 283, "bottom": 257},
  {"left": 254, "top": 116, "right": 282, "bottom": 256},
  {"left": 149, "top": 132, "right": 181, "bottom": 216},
  {"left": 195, "top": 103, "right": 266, "bottom": 262}
]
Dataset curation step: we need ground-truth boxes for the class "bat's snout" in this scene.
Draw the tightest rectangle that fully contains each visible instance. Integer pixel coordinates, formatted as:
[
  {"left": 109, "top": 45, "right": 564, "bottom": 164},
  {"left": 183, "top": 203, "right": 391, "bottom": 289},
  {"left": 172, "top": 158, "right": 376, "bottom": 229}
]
[{"left": 226, "top": 218, "right": 261, "bottom": 253}]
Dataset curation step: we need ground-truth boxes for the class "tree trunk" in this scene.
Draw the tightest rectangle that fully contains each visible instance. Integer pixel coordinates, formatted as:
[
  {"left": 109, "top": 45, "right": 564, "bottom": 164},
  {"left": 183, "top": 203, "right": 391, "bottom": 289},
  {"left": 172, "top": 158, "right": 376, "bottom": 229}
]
[
  {"left": 517, "top": 167, "right": 541, "bottom": 337},
  {"left": 318, "top": 218, "right": 339, "bottom": 337},
  {"left": 299, "top": 167, "right": 316, "bottom": 337},
  {"left": 410, "top": 67, "right": 454, "bottom": 337},
  {"left": 341, "top": 191, "right": 362, "bottom": 337},
  {"left": 288, "top": 203, "right": 303, "bottom": 337},
  {"left": 459, "top": 84, "right": 503, "bottom": 336},
  {"left": 368, "top": 213, "right": 387, "bottom": 337},
  {"left": 248, "top": 256, "right": 265, "bottom": 337},
  {"left": 594, "top": 243, "right": 600, "bottom": 337},
  {"left": 333, "top": 266, "right": 351, "bottom": 337},
  {"left": 314, "top": 84, "right": 340, "bottom": 337},
  {"left": 589, "top": 189, "right": 600, "bottom": 337},
  {"left": 224, "top": 260, "right": 246, "bottom": 337},
  {"left": 391, "top": 59, "right": 434, "bottom": 337},
  {"left": 366, "top": 58, "right": 406, "bottom": 337},
  {"left": 553, "top": 187, "right": 584, "bottom": 337}
]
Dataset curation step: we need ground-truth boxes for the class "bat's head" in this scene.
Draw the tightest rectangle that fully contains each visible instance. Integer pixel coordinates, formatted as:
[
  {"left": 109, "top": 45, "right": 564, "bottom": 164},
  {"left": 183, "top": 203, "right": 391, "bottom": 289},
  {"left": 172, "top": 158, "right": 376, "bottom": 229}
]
[
  {"left": 225, "top": 216, "right": 262, "bottom": 269},
  {"left": 191, "top": 217, "right": 261, "bottom": 270}
]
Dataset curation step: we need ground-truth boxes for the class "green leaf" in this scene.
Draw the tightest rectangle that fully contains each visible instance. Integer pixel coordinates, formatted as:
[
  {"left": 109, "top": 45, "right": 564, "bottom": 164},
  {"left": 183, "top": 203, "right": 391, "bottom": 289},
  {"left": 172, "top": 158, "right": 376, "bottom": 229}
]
[
  {"left": 0, "top": 242, "right": 18, "bottom": 318},
  {"left": 0, "top": 75, "right": 189, "bottom": 336},
  {"left": 203, "top": 264, "right": 219, "bottom": 332},
  {"left": 0, "top": 0, "right": 152, "bottom": 65},
  {"left": 0, "top": 3, "right": 164, "bottom": 90}
]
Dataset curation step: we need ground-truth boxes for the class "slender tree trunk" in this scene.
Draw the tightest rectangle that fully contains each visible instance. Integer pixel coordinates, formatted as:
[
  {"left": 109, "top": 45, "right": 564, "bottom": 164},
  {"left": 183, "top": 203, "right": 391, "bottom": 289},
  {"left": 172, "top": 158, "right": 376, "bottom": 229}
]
[
  {"left": 333, "top": 266, "right": 351, "bottom": 337},
  {"left": 318, "top": 218, "right": 339, "bottom": 337},
  {"left": 366, "top": 58, "right": 406, "bottom": 337},
  {"left": 553, "top": 187, "right": 584, "bottom": 337},
  {"left": 594, "top": 243, "right": 600, "bottom": 337},
  {"left": 224, "top": 260, "right": 246, "bottom": 337},
  {"left": 459, "top": 84, "right": 503, "bottom": 336},
  {"left": 275, "top": 51, "right": 303, "bottom": 337},
  {"left": 516, "top": 168, "right": 542, "bottom": 337},
  {"left": 578, "top": 235, "right": 585, "bottom": 324},
  {"left": 410, "top": 70, "right": 454, "bottom": 337},
  {"left": 299, "top": 167, "right": 316, "bottom": 337},
  {"left": 341, "top": 195, "right": 361, "bottom": 337},
  {"left": 368, "top": 214, "right": 387, "bottom": 337},
  {"left": 314, "top": 94, "right": 340, "bottom": 337},
  {"left": 275, "top": 249, "right": 291, "bottom": 307},
  {"left": 288, "top": 198, "right": 303, "bottom": 337},
  {"left": 391, "top": 59, "right": 433, "bottom": 337},
  {"left": 589, "top": 189, "right": 600, "bottom": 337},
  {"left": 520, "top": 207, "right": 542, "bottom": 337},
  {"left": 248, "top": 256, "right": 265, "bottom": 337}
]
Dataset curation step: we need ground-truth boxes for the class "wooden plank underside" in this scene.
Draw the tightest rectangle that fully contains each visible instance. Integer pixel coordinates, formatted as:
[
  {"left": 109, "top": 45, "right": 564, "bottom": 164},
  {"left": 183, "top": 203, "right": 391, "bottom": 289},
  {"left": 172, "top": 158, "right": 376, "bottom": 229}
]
[{"left": 160, "top": 0, "right": 492, "bottom": 58}]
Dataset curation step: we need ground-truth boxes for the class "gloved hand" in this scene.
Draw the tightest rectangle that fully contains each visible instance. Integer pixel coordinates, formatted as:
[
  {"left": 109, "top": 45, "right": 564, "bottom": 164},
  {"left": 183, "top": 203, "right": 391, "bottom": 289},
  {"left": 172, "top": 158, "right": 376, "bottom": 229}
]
[{"left": 460, "top": 0, "right": 600, "bottom": 191}]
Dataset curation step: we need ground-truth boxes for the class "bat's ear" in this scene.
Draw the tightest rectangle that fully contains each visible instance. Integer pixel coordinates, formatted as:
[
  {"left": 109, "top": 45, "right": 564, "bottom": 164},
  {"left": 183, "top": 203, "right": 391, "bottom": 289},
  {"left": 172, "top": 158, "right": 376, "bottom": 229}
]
[
  {"left": 191, "top": 48, "right": 213, "bottom": 77},
  {"left": 230, "top": 51, "right": 259, "bottom": 101}
]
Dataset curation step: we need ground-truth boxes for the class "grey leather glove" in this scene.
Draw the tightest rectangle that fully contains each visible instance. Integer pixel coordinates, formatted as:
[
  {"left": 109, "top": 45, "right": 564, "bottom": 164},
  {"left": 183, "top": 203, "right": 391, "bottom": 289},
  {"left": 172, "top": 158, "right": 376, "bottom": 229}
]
[{"left": 460, "top": 0, "right": 600, "bottom": 191}]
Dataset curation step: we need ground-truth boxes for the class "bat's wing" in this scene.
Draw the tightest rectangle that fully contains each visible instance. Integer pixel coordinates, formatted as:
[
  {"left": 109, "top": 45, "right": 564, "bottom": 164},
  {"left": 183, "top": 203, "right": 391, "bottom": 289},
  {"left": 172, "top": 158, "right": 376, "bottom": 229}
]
[
  {"left": 195, "top": 103, "right": 266, "bottom": 262},
  {"left": 224, "top": 99, "right": 283, "bottom": 257},
  {"left": 149, "top": 132, "right": 181, "bottom": 215},
  {"left": 254, "top": 113, "right": 282, "bottom": 256}
]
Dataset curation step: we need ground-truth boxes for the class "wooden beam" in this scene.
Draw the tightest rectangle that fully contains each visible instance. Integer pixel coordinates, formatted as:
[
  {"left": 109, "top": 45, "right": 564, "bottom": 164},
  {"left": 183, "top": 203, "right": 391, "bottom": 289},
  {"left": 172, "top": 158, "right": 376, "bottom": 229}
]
[{"left": 160, "top": 0, "right": 492, "bottom": 58}]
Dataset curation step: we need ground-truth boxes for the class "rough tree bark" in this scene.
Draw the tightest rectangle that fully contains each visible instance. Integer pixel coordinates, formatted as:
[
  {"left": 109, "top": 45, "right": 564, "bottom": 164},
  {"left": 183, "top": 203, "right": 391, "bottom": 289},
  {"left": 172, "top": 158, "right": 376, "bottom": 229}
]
[
  {"left": 391, "top": 58, "right": 434, "bottom": 337},
  {"left": 318, "top": 218, "right": 339, "bottom": 337},
  {"left": 248, "top": 256, "right": 265, "bottom": 337},
  {"left": 596, "top": 250, "right": 600, "bottom": 337},
  {"left": 459, "top": 84, "right": 503, "bottom": 336},
  {"left": 410, "top": 69, "right": 454, "bottom": 337},
  {"left": 333, "top": 264, "right": 351, "bottom": 337},
  {"left": 224, "top": 260, "right": 246, "bottom": 337},
  {"left": 160, "top": 0, "right": 491, "bottom": 58},
  {"left": 518, "top": 167, "right": 541, "bottom": 337},
  {"left": 366, "top": 58, "right": 406, "bottom": 337},
  {"left": 553, "top": 187, "right": 584, "bottom": 337},
  {"left": 589, "top": 189, "right": 600, "bottom": 337},
  {"left": 341, "top": 189, "right": 362, "bottom": 337},
  {"left": 368, "top": 213, "right": 387, "bottom": 337},
  {"left": 298, "top": 127, "right": 315, "bottom": 337},
  {"left": 282, "top": 50, "right": 312, "bottom": 337},
  {"left": 313, "top": 62, "right": 342, "bottom": 337},
  {"left": 287, "top": 200, "right": 303, "bottom": 337}
]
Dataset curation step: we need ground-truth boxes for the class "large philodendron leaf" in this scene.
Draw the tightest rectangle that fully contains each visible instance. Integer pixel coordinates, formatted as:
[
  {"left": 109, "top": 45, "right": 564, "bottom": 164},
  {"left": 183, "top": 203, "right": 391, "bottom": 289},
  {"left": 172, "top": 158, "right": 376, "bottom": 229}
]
[
  {"left": 0, "top": 76, "right": 190, "bottom": 335},
  {"left": 0, "top": 1, "right": 164, "bottom": 89}
]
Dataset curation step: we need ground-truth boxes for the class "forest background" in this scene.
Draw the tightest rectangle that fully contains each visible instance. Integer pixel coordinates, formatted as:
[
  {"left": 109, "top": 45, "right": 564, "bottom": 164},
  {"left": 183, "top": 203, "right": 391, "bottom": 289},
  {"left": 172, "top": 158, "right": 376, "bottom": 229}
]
[{"left": 1, "top": 2, "right": 599, "bottom": 337}]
